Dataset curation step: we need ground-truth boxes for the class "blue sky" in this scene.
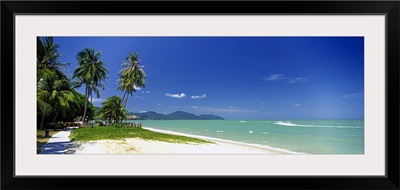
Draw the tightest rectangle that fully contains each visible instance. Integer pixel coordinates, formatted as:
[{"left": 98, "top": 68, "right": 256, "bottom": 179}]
[{"left": 54, "top": 37, "right": 364, "bottom": 120}]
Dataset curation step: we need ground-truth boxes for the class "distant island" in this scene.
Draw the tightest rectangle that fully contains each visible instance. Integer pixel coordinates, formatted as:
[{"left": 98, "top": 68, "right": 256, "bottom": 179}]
[{"left": 128, "top": 111, "right": 225, "bottom": 120}]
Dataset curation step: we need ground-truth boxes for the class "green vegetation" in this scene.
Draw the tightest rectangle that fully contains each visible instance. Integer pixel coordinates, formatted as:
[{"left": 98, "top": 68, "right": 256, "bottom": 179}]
[
  {"left": 118, "top": 52, "right": 147, "bottom": 108},
  {"left": 97, "top": 96, "right": 129, "bottom": 124},
  {"left": 36, "top": 37, "right": 219, "bottom": 152},
  {"left": 37, "top": 37, "right": 80, "bottom": 129},
  {"left": 70, "top": 125, "right": 211, "bottom": 144},
  {"left": 36, "top": 37, "right": 135, "bottom": 129},
  {"left": 72, "top": 48, "right": 109, "bottom": 123},
  {"left": 36, "top": 129, "right": 61, "bottom": 153},
  {"left": 37, "top": 37, "right": 68, "bottom": 82}
]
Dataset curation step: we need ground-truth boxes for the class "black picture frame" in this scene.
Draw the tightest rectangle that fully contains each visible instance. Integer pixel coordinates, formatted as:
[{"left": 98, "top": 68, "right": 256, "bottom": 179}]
[{"left": 1, "top": 1, "right": 399, "bottom": 189}]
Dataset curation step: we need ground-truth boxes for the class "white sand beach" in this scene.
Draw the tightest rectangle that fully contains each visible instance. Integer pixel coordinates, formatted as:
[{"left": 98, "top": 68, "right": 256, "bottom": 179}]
[{"left": 73, "top": 128, "right": 291, "bottom": 154}]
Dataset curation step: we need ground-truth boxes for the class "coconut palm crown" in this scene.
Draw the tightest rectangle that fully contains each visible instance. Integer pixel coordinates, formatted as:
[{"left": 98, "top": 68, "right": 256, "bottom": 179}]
[
  {"left": 97, "top": 96, "right": 129, "bottom": 124},
  {"left": 117, "top": 52, "right": 147, "bottom": 108},
  {"left": 37, "top": 37, "right": 69, "bottom": 82}
]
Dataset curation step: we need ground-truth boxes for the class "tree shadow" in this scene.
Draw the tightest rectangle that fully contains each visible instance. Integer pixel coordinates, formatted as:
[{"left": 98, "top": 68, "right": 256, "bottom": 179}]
[{"left": 39, "top": 141, "right": 80, "bottom": 154}]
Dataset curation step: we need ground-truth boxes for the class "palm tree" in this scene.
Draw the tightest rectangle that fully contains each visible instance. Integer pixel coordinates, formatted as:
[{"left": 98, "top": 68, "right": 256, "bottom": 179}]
[
  {"left": 97, "top": 96, "right": 128, "bottom": 124},
  {"left": 72, "top": 48, "right": 108, "bottom": 124},
  {"left": 36, "top": 37, "right": 81, "bottom": 129},
  {"left": 49, "top": 79, "right": 76, "bottom": 123},
  {"left": 117, "top": 52, "right": 147, "bottom": 108},
  {"left": 37, "top": 69, "right": 54, "bottom": 129},
  {"left": 37, "top": 68, "right": 76, "bottom": 128},
  {"left": 37, "top": 37, "right": 68, "bottom": 82}
]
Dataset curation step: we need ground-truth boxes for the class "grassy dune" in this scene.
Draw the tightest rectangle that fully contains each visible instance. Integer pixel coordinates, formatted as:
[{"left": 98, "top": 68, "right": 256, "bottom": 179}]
[{"left": 70, "top": 126, "right": 211, "bottom": 144}]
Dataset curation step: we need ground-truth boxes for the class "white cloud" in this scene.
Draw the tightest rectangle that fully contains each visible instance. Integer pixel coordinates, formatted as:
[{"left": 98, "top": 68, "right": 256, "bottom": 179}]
[
  {"left": 91, "top": 98, "right": 104, "bottom": 103},
  {"left": 158, "top": 103, "right": 162, "bottom": 106},
  {"left": 142, "top": 91, "right": 150, "bottom": 94},
  {"left": 341, "top": 93, "right": 364, "bottom": 99},
  {"left": 140, "top": 111, "right": 147, "bottom": 113},
  {"left": 134, "top": 86, "right": 141, "bottom": 90},
  {"left": 165, "top": 93, "right": 186, "bottom": 99},
  {"left": 294, "top": 104, "right": 300, "bottom": 107},
  {"left": 191, "top": 94, "right": 207, "bottom": 99},
  {"left": 264, "top": 74, "right": 307, "bottom": 84},
  {"left": 264, "top": 74, "right": 285, "bottom": 81},
  {"left": 289, "top": 78, "right": 308, "bottom": 84},
  {"left": 192, "top": 106, "right": 197, "bottom": 109}
]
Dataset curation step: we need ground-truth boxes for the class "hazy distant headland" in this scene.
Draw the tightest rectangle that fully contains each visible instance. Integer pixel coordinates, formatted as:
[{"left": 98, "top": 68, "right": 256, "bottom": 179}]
[{"left": 129, "top": 111, "right": 225, "bottom": 120}]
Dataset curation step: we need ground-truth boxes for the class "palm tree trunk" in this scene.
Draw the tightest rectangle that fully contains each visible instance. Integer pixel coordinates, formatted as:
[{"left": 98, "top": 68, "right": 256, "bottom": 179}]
[
  {"left": 89, "top": 86, "right": 93, "bottom": 103},
  {"left": 123, "top": 91, "right": 129, "bottom": 108},
  {"left": 52, "top": 110, "right": 60, "bottom": 123},
  {"left": 82, "top": 84, "right": 88, "bottom": 123},
  {"left": 121, "top": 91, "right": 127, "bottom": 108},
  {"left": 124, "top": 96, "right": 128, "bottom": 108},
  {"left": 40, "top": 114, "right": 46, "bottom": 130}
]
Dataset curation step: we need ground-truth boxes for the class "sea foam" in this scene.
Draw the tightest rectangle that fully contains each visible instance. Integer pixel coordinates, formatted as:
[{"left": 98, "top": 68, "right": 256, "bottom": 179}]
[{"left": 273, "top": 121, "right": 363, "bottom": 129}]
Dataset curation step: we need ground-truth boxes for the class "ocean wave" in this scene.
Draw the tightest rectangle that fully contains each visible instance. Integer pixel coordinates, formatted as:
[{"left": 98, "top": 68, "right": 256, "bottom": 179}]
[{"left": 273, "top": 121, "right": 363, "bottom": 129}]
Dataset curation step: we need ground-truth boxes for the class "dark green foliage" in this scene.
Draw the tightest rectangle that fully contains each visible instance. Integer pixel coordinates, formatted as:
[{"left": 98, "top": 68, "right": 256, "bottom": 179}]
[
  {"left": 117, "top": 52, "right": 147, "bottom": 108},
  {"left": 37, "top": 37, "right": 72, "bottom": 129},
  {"left": 36, "top": 39, "right": 100, "bottom": 129},
  {"left": 97, "top": 96, "right": 129, "bottom": 124},
  {"left": 37, "top": 37, "right": 69, "bottom": 81}
]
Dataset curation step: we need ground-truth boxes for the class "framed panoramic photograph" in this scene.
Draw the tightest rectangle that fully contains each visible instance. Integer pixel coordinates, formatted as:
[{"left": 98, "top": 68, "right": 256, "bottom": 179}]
[{"left": 2, "top": 1, "right": 399, "bottom": 189}]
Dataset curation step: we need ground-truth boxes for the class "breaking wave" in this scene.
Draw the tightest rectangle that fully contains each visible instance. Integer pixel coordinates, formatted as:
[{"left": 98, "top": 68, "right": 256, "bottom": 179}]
[{"left": 273, "top": 121, "right": 363, "bottom": 129}]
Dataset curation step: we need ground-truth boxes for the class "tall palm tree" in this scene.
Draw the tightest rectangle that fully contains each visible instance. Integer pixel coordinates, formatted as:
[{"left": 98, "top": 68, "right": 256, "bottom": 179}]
[
  {"left": 37, "top": 37, "right": 68, "bottom": 82},
  {"left": 117, "top": 52, "right": 147, "bottom": 108},
  {"left": 73, "top": 48, "right": 108, "bottom": 124},
  {"left": 97, "top": 96, "right": 128, "bottom": 124}
]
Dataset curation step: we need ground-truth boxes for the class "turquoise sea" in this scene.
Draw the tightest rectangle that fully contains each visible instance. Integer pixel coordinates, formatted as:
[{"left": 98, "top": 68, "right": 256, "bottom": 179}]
[{"left": 126, "top": 120, "right": 364, "bottom": 154}]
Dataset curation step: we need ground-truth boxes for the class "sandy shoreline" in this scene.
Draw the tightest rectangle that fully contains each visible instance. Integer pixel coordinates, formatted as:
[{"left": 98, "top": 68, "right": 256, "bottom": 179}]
[{"left": 72, "top": 127, "right": 293, "bottom": 155}]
